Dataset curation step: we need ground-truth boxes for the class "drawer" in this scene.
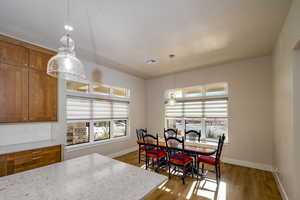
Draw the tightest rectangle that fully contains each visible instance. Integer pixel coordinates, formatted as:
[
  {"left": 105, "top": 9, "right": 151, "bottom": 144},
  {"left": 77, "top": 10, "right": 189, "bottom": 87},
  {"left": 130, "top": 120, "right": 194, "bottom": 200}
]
[{"left": 4, "top": 145, "right": 61, "bottom": 175}]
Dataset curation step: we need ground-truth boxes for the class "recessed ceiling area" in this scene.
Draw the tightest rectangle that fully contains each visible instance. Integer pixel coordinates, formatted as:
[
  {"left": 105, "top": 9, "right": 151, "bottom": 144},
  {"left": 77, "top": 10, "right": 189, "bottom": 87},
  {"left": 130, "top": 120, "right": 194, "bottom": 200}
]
[{"left": 0, "top": 0, "right": 291, "bottom": 79}]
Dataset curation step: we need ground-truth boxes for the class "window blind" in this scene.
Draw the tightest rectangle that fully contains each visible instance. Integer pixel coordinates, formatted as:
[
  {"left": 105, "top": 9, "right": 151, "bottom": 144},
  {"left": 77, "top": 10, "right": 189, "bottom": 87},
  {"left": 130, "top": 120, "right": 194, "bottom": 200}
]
[
  {"left": 93, "top": 100, "right": 111, "bottom": 119},
  {"left": 113, "top": 102, "right": 129, "bottom": 119},
  {"left": 66, "top": 98, "right": 92, "bottom": 120},
  {"left": 204, "top": 99, "right": 228, "bottom": 118},
  {"left": 165, "top": 98, "right": 228, "bottom": 118},
  {"left": 67, "top": 97, "right": 129, "bottom": 120}
]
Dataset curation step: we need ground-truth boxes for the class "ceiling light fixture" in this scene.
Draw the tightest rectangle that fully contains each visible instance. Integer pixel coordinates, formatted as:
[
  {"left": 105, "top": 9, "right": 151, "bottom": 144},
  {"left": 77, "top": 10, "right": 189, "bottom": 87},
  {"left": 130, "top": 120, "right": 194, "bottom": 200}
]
[
  {"left": 47, "top": 0, "right": 86, "bottom": 81},
  {"left": 146, "top": 59, "right": 157, "bottom": 64}
]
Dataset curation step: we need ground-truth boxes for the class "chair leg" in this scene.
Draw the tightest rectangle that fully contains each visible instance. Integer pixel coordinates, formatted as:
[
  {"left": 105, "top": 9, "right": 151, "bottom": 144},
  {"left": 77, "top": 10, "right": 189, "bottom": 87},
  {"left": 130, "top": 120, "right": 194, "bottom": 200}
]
[
  {"left": 215, "top": 164, "right": 219, "bottom": 183},
  {"left": 182, "top": 167, "right": 186, "bottom": 184},
  {"left": 202, "top": 163, "right": 204, "bottom": 174},
  {"left": 168, "top": 163, "right": 171, "bottom": 179},
  {"left": 146, "top": 156, "right": 148, "bottom": 170},
  {"left": 138, "top": 147, "right": 141, "bottom": 164},
  {"left": 218, "top": 164, "right": 221, "bottom": 178}
]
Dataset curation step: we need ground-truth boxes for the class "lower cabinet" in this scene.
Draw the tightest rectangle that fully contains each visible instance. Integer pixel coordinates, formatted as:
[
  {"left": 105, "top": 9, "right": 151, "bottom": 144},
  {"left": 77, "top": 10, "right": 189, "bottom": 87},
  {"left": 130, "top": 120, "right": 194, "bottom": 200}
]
[{"left": 0, "top": 145, "right": 61, "bottom": 177}]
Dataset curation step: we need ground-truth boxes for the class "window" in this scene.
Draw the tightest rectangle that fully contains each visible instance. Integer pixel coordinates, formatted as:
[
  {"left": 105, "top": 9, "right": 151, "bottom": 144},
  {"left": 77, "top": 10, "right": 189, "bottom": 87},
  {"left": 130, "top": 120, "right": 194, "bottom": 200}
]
[
  {"left": 165, "top": 83, "right": 228, "bottom": 142},
  {"left": 66, "top": 80, "right": 130, "bottom": 98},
  {"left": 66, "top": 122, "right": 90, "bottom": 146},
  {"left": 94, "top": 121, "right": 110, "bottom": 141},
  {"left": 66, "top": 81, "right": 89, "bottom": 93},
  {"left": 66, "top": 96, "right": 129, "bottom": 146}
]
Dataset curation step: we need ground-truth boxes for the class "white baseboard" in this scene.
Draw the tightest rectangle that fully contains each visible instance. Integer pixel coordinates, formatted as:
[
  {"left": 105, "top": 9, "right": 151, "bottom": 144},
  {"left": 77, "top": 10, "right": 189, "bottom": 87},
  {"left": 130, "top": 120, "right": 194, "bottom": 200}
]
[
  {"left": 222, "top": 157, "right": 273, "bottom": 172},
  {"left": 108, "top": 146, "right": 138, "bottom": 158},
  {"left": 273, "top": 171, "right": 289, "bottom": 200}
]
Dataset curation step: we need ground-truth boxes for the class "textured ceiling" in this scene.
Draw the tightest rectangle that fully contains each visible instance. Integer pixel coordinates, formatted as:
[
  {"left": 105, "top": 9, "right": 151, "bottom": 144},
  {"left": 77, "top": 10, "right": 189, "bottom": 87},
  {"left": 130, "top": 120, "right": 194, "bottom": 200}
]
[{"left": 0, "top": 0, "right": 291, "bottom": 79}]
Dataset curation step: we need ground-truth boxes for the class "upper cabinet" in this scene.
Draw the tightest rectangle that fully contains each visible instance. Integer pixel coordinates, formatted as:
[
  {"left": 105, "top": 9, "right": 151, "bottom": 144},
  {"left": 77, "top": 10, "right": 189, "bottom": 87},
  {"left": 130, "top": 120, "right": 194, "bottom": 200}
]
[
  {"left": 29, "top": 49, "right": 52, "bottom": 72},
  {"left": 0, "top": 63, "right": 29, "bottom": 122},
  {"left": 0, "top": 35, "right": 57, "bottom": 123},
  {"left": 0, "top": 41, "right": 28, "bottom": 67}
]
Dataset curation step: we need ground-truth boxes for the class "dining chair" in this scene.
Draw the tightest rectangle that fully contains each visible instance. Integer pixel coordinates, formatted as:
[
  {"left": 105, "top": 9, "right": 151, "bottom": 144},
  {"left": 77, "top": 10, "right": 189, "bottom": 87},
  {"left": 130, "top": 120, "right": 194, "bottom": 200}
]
[
  {"left": 184, "top": 129, "right": 201, "bottom": 142},
  {"left": 197, "top": 134, "right": 226, "bottom": 183},
  {"left": 136, "top": 128, "right": 147, "bottom": 163},
  {"left": 164, "top": 128, "right": 178, "bottom": 138},
  {"left": 143, "top": 133, "right": 167, "bottom": 171},
  {"left": 164, "top": 134, "right": 193, "bottom": 184}
]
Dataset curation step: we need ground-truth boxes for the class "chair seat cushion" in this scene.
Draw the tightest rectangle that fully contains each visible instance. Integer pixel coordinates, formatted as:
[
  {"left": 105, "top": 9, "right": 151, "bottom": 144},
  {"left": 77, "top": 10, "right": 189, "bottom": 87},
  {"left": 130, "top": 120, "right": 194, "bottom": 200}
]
[
  {"left": 139, "top": 145, "right": 146, "bottom": 151},
  {"left": 169, "top": 153, "right": 192, "bottom": 166},
  {"left": 198, "top": 156, "right": 219, "bottom": 165},
  {"left": 146, "top": 149, "right": 166, "bottom": 159}
]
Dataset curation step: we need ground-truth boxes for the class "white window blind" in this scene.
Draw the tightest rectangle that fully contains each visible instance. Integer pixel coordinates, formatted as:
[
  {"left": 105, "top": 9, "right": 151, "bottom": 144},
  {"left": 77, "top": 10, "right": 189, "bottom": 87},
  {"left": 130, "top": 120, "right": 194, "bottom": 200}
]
[
  {"left": 204, "top": 99, "right": 228, "bottom": 118},
  {"left": 67, "top": 97, "right": 129, "bottom": 120},
  {"left": 93, "top": 100, "right": 111, "bottom": 119},
  {"left": 165, "top": 98, "right": 228, "bottom": 118},
  {"left": 113, "top": 102, "right": 129, "bottom": 119},
  {"left": 165, "top": 102, "right": 183, "bottom": 118},
  {"left": 66, "top": 98, "right": 92, "bottom": 120}
]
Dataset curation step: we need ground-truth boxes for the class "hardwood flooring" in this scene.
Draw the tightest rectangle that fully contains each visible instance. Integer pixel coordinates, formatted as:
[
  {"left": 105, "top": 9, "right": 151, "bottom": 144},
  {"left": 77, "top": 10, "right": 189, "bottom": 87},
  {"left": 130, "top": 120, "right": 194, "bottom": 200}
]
[{"left": 114, "top": 151, "right": 281, "bottom": 200}]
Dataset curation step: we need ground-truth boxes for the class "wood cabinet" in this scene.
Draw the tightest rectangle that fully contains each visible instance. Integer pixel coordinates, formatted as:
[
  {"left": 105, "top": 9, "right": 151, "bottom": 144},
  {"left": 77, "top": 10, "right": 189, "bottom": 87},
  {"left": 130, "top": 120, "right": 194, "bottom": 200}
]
[
  {"left": 29, "top": 69, "right": 57, "bottom": 122},
  {"left": 1, "top": 145, "right": 61, "bottom": 177},
  {"left": 0, "top": 40, "right": 28, "bottom": 67},
  {"left": 0, "top": 35, "right": 57, "bottom": 123},
  {"left": 29, "top": 49, "right": 52, "bottom": 72},
  {"left": 0, "top": 63, "right": 29, "bottom": 122}
]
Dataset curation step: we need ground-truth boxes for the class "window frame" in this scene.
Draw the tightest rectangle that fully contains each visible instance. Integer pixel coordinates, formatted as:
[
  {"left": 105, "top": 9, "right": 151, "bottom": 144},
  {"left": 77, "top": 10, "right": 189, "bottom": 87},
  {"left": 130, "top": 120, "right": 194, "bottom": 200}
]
[
  {"left": 65, "top": 82, "right": 130, "bottom": 150},
  {"left": 164, "top": 82, "right": 229, "bottom": 143}
]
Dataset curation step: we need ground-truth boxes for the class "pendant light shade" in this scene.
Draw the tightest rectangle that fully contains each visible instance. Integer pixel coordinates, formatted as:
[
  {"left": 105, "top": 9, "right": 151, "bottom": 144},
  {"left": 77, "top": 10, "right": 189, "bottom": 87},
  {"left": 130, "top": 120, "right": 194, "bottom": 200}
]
[
  {"left": 168, "top": 93, "right": 176, "bottom": 105},
  {"left": 47, "top": 33, "right": 86, "bottom": 81}
]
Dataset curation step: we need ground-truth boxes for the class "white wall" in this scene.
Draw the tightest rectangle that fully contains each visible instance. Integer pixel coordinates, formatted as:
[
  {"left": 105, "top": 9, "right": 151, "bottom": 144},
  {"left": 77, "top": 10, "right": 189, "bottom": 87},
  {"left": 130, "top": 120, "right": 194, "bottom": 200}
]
[
  {"left": 146, "top": 56, "right": 273, "bottom": 167},
  {"left": 272, "top": 0, "right": 300, "bottom": 199}
]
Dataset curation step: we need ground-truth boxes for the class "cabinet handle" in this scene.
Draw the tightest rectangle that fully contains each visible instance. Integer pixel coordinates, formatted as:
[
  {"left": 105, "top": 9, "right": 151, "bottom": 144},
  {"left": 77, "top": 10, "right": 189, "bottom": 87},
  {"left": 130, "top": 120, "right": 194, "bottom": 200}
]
[
  {"left": 24, "top": 63, "right": 27, "bottom": 66},
  {"left": 32, "top": 151, "right": 41, "bottom": 154},
  {"left": 32, "top": 156, "right": 42, "bottom": 160}
]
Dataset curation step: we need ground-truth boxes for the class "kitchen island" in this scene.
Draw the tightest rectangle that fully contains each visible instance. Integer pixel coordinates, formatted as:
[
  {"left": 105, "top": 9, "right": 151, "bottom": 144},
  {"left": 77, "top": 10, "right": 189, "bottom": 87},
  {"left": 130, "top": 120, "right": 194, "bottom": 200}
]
[{"left": 0, "top": 153, "right": 167, "bottom": 200}]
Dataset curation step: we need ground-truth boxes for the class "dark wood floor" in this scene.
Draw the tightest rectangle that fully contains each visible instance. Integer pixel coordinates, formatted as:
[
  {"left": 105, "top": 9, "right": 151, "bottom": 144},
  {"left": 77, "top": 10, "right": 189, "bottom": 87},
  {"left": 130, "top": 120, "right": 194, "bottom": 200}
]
[{"left": 114, "top": 151, "right": 282, "bottom": 200}]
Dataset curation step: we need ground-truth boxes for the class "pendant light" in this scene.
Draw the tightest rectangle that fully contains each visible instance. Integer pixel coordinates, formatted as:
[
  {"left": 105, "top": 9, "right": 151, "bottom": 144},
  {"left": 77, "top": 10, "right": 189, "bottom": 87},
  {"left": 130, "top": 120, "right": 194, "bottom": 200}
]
[
  {"left": 168, "top": 92, "right": 176, "bottom": 105},
  {"left": 47, "top": 0, "right": 86, "bottom": 81},
  {"left": 167, "top": 54, "right": 177, "bottom": 105}
]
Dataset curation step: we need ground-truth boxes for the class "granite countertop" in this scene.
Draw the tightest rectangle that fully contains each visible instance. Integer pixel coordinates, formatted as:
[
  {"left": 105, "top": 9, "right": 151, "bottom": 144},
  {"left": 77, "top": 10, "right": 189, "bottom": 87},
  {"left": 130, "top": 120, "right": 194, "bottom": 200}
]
[
  {"left": 0, "top": 153, "right": 167, "bottom": 200},
  {"left": 0, "top": 140, "right": 61, "bottom": 155}
]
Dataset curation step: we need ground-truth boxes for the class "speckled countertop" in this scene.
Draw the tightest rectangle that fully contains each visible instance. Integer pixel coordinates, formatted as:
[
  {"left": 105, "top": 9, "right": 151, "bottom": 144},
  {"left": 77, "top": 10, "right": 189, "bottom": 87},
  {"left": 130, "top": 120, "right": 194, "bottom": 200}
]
[
  {"left": 0, "top": 140, "right": 61, "bottom": 155},
  {"left": 0, "top": 153, "right": 167, "bottom": 200}
]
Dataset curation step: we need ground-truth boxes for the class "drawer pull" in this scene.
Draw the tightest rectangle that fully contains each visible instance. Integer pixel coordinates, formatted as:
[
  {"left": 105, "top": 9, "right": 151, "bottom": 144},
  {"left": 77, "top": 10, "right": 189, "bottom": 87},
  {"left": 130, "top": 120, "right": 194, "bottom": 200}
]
[
  {"left": 32, "top": 156, "right": 42, "bottom": 160},
  {"left": 32, "top": 151, "right": 41, "bottom": 154}
]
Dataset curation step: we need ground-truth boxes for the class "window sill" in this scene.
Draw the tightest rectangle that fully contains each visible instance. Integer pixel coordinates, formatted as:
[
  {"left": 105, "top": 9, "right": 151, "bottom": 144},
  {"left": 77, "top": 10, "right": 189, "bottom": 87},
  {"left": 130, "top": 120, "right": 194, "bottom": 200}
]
[{"left": 64, "top": 135, "right": 130, "bottom": 152}]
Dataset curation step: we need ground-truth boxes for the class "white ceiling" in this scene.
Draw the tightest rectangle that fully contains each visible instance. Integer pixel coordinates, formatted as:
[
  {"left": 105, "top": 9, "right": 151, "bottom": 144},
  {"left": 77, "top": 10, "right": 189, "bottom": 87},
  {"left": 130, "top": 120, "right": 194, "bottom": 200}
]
[{"left": 0, "top": 0, "right": 291, "bottom": 79}]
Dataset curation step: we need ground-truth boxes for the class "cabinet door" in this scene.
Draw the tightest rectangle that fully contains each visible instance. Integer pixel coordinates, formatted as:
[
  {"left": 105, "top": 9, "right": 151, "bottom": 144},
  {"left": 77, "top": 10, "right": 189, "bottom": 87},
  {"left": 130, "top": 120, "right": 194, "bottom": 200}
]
[
  {"left": 0, "top": 40, "right": 28, "bottom": 67},
  {"left": 29, "top": 69, "right": 57, "bottom": 121},
  {"left": 29, "top": 49, "right": 53, "bottom": 72},
  {"left": 0, "top": 155, "right": 7, "bottom": 177},
  {"left": 0, "top": 63, "right": 29, "bottom": 122}
]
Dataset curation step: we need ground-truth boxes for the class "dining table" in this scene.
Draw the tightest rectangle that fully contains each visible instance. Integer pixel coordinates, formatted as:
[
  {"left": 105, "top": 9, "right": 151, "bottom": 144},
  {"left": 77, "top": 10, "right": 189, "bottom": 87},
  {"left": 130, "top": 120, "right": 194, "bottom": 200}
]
[
  {"left": 136, "top": 137, "right": 217, "bottom": 156},
  {"left": 137, "top": 136, "right": 218, "bottom": 176}
]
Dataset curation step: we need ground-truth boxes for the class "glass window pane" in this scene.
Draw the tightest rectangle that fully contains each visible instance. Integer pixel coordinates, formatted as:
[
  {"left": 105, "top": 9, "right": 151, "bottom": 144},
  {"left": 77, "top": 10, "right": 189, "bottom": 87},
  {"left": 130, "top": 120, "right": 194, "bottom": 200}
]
[
  {"left": 112, "top": 120, "right": 127, "bottom": 137},
  {"left": 66, "top": 81, "right": 89, "bottom": 93},
  {"left": 94, "top": 121, "right": 110, "bottom": 141},
  {"left": 112, "top": 88, "right": 126, "bottom": 97},
  {"left": 166, "top": 119, "right": 184, "bottom": 136},
  {"left": 66, "top": 122, "right": 90, "bottom": 146},
  {"left": 185, "top": 119, "right": 202, "bottom": 132},
  {"left": 92, "top": 84, "right": 110, "bottom": 95},
  {"left": 205, "top": 83, "right": 228, "bottom": 96},
  {"left": 205, "top": 119, "right": 227, "bottom": 141},
  {"left": 183, "top": 87, "right": 203, "bottom": 97}
]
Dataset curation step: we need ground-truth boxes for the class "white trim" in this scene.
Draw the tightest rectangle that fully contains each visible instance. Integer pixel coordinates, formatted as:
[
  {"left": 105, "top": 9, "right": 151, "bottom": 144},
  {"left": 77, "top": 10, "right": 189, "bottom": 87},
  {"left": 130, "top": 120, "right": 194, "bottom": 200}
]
[
  {"left": 273, "top": 171, "right": 289, "bottom": 200},
  {"left": 65, "top": 135, "right": 131, "bottom": 152},
  {"left": 107, "top": 146, "right": 138, "bottom": 158},
  {"left": 222, "top": 157, "right": 273, "bottom": 172}
]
